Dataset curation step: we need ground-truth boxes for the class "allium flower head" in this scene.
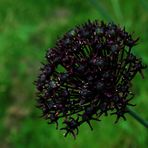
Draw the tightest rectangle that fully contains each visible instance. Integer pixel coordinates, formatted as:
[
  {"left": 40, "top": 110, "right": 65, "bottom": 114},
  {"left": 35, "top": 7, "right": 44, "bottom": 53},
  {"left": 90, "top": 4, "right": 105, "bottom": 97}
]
[{"left": 35, "top": 20, "right": 146, "bottom": 138}]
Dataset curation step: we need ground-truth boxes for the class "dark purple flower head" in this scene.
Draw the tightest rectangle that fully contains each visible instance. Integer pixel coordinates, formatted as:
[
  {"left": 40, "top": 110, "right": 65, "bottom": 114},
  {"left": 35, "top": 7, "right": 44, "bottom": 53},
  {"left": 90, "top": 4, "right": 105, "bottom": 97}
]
[{"left": 35, "top": 20, "right": 146, "bottom": 138}]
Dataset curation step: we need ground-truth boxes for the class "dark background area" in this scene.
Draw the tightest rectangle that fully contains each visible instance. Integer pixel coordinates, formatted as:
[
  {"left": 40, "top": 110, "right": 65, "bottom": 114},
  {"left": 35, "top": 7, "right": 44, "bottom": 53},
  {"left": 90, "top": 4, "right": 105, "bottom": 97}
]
[{"left": 0, "top": 0, "right": 148, "bottom": 147}]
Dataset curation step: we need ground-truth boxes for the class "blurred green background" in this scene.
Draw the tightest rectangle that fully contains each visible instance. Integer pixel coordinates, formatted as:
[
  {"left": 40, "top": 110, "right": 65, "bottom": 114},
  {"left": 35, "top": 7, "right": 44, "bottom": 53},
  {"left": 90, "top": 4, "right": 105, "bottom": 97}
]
[{"left": 0, "top": 0, "right": 148, "bottom": 147}]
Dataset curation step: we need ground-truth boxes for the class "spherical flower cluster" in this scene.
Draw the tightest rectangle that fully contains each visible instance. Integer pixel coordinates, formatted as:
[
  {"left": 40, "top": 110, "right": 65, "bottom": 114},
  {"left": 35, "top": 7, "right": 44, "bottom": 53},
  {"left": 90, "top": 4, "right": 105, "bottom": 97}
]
[{"left": 35, "top": 20, "right": 146, "bottom": 138}]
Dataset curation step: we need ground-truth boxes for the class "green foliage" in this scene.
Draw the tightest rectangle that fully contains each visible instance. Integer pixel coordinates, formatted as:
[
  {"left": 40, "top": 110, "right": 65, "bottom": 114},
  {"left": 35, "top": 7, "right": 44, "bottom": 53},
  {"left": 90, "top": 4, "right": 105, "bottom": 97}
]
[{"left": 0, "top": 0, "right": 148, "bottom": 147}]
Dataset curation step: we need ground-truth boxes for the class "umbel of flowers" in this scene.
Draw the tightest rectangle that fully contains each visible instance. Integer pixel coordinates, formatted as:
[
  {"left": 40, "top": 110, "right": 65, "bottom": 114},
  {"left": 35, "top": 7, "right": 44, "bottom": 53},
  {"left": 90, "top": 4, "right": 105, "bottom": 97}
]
[{"left": 35, "top": 20, "right": 146, "bottom": 138}]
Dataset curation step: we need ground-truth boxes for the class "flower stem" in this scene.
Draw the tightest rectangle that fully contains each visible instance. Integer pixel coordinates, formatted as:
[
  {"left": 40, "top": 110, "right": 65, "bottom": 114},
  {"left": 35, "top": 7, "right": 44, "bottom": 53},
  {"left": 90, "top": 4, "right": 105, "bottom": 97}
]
[{"left": 127, "top": 107, "right": 148, "bottom": 128}]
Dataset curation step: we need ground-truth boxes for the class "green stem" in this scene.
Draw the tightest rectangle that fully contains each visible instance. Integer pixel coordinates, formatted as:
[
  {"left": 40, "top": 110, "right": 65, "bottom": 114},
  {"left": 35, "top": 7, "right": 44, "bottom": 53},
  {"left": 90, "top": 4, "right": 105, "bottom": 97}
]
[
  {"left": 90, "top": 0, "right": 112, "bottom": 21},
  {"left": 127, "top": 107, "right": 148, "bottom": 128}
]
